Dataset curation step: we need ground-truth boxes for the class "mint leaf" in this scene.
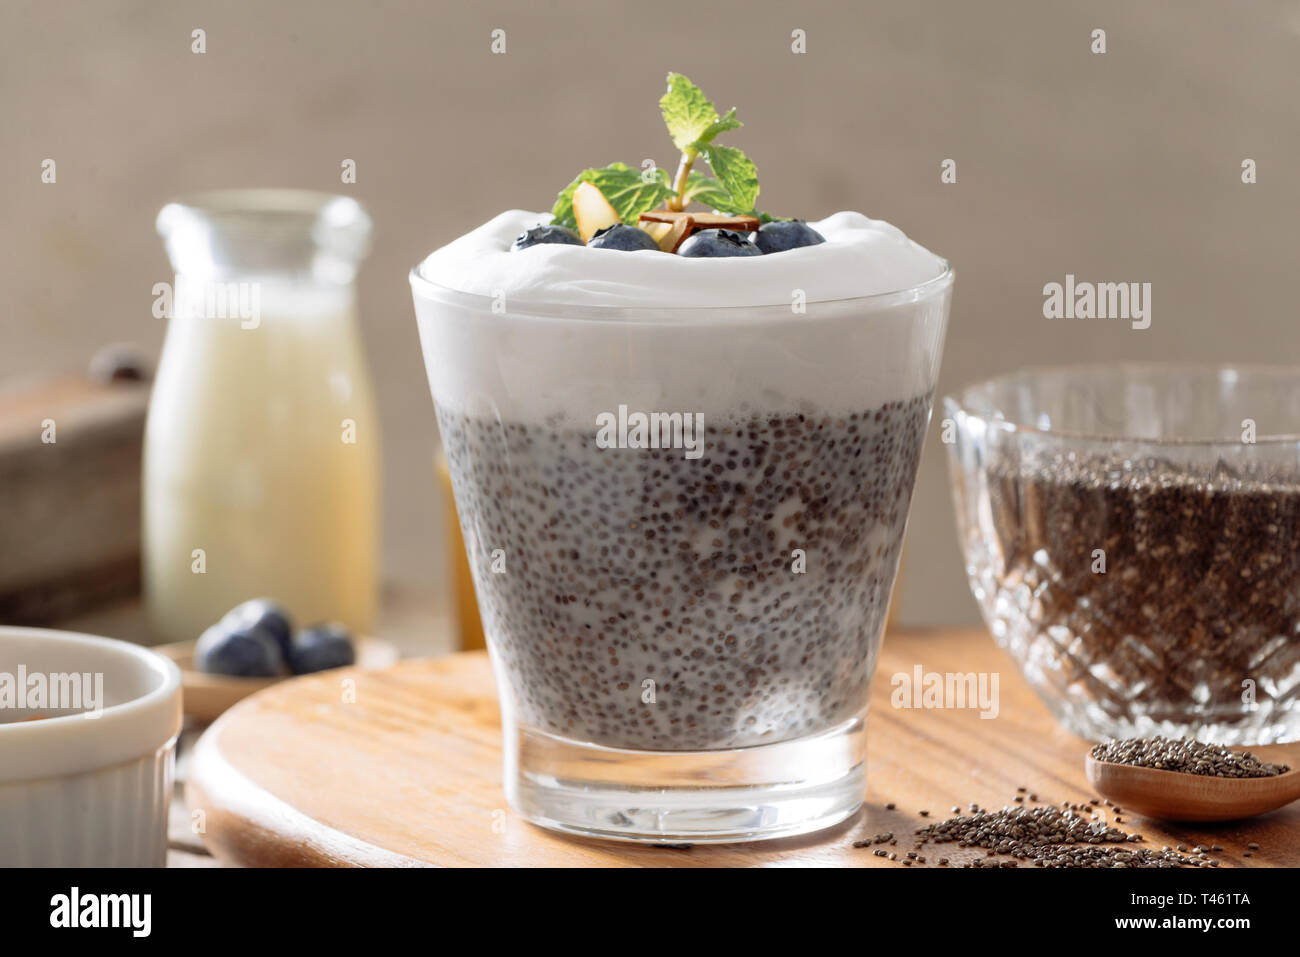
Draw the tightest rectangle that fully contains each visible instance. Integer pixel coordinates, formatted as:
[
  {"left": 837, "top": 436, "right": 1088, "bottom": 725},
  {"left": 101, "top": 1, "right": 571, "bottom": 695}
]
[
  {"left": 683, "top": 172, "right": 772, "bottom": 220},
  {"left": 548, "top": 76, "right": 772, "bottom": 230},
  {"left": 552, "top": 163, "right": 674, "bottom": 227},
  {"left": 693, "top": 108, "right": 741, "bottom": 148},
  {"left": 660, "top": 73, "right": 719, "bottom": 153},
  {"left": 701, "top": 145, "right": 759, "bottom": 214},
  {"left": 680, "top": 172, "right": 734, "bottom": 210}
]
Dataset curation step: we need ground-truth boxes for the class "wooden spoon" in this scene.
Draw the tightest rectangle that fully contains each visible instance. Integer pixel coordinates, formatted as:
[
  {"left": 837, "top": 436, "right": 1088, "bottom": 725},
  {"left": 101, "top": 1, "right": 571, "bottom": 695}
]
[{"left": 1085, "top": 751, "right": 1300, "bottom": 822}]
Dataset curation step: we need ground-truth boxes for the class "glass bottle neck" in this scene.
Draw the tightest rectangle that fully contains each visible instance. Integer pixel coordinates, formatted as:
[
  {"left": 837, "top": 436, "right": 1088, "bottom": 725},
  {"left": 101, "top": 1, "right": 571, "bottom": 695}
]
[{"left": 157, "top": 189, "right": 372, "bottom": 284}]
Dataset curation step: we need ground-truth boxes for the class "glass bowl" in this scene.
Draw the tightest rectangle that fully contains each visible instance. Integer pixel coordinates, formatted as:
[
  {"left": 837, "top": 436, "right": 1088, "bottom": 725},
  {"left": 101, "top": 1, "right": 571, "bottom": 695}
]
[{"left": 945, "top": 363, "right": 1300, "bottom": 745}]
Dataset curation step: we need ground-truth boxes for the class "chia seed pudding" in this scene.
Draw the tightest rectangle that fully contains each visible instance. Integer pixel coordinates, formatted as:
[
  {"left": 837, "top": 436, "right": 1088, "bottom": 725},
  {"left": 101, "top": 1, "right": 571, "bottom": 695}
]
[
  {"left": 984, "top": 452, "right": 1300, "bottom": 735},
  {"left": 440, "top": 395, "right": 931, "bottom": 750},
  {"left": 411, "top": 74, "right": 951, "bottom": 841}
]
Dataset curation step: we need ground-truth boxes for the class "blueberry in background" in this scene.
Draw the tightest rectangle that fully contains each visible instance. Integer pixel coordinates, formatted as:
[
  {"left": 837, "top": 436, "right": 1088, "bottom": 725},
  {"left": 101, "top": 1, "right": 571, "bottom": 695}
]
[
  {"left": 749, "top": 220, "right": 826, "bottom": 254},
  {"left": 676, "top": 229, "right": 762, "bottom": 258},
  {"left": 288, "top": 623, "right": 357, "bottom": 675},
  {"left": 511, "top": 224, "right": 582, "bottom": 250},
  {"left": 195, "top": 623, "right": 283, "bottom": 678},
  {"left": 586, "top": 224, "right": 660, "bottom": 252},
  {"left": 222, "top": 598, "right": 293, "bottom": 659}
]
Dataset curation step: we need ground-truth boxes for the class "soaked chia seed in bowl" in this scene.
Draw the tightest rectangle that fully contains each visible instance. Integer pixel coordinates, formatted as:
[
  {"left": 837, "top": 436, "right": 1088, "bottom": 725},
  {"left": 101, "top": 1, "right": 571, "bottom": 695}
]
[
  {"left": 439, "top": 394, "right": 931, "bottom": 751},
  {"left": 983, "top": 452, "right": 1300, "bottom": 741}
]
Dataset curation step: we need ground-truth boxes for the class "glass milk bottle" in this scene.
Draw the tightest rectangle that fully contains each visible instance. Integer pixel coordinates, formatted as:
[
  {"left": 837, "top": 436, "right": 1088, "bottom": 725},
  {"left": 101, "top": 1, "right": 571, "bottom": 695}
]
[{"left": 145, "top": 190, "right": 379, "bottom": 644}]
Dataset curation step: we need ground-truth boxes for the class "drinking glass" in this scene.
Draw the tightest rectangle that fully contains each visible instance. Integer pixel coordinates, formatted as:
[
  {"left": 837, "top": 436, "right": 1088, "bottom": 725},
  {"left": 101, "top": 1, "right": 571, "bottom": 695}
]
[{"left": 411, "top": 267, "right": 952, "bottom": 842}]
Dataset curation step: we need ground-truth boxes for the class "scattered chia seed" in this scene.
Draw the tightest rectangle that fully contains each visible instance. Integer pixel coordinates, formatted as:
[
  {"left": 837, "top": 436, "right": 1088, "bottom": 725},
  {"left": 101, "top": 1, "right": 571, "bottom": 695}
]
[
  {"left": 1091, "top": 736, "right": 1291, "bottom": 778},
  {"left": 914, "top": 804, "right": 1205, "bottom": 869},
  {"left": 856, "top": 784, "right": 1268, "bottom": 867}
]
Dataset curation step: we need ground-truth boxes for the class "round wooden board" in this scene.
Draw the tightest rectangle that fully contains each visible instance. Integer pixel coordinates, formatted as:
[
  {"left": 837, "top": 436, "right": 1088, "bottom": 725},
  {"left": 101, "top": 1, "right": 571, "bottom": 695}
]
[
  {"left": 186, "top": 631, "right": 1300, "bottom": 867},
  {"left": 185, "top": 651, "right": 867, "bottom": 866}
]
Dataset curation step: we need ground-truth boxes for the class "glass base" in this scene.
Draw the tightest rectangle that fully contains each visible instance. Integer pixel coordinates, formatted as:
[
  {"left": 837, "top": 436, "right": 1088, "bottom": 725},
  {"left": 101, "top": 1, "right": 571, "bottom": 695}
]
[{"left": 504, "top": 712, "right": 867, "bottom": 844}]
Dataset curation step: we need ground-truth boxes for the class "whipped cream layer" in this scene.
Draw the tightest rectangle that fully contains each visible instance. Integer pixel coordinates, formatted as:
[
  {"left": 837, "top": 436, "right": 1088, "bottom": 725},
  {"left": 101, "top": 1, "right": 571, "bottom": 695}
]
[
  {"left": 412, "top": 209, "right": 953, "bottom": 425},
  {"left": 417, "top": 210, "right": 947, "bottom": 308}
]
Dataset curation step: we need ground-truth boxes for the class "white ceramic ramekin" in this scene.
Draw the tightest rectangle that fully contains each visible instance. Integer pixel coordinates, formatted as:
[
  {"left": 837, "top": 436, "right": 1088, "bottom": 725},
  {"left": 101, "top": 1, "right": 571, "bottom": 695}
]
[{"left": 0, "top": 627, "right": 182, "bottom": 866}]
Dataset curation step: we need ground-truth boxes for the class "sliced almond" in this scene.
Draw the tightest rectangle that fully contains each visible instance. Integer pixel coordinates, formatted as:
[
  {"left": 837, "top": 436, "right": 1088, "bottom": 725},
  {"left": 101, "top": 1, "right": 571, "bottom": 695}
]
[
  {"left": 638, "top": 209, "right": 694, "bottom": 225},
  {"left": 638, "top": 210, "right": 760, "bottom": 252},
  {"left": 636, "top": 216, "right": 696, "bottom": 252},
  {"left": 657, "top": 216, "right": 696, "bottom": 253},
  {"left": 685, "top": 212, "right": 761, "bottom": 232},
  {"left": 639, "top": 221, "right": 673, "bottom": 245},
  {"left": 639, "top": 209, "right": 760, "bottom": 234},
  {"left": 573, "top": 182, "right": 621, "bottom": 242}
]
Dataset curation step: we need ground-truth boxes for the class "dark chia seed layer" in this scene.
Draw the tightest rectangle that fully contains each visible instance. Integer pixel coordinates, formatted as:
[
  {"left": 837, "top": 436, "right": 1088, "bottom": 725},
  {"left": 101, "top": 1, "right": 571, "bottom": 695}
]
[
  {"left": 438, "top": 395, "right": 932, "bottom": 750},
  {"left": 986, "top": 454, "right": 1300, "bottom": 728}
]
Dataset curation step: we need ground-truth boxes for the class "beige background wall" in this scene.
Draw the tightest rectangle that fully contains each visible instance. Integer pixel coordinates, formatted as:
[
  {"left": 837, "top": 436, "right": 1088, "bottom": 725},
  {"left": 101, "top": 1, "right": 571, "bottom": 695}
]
[{"left": 3, "top": 0, "right": 1297, "bottom": 626}]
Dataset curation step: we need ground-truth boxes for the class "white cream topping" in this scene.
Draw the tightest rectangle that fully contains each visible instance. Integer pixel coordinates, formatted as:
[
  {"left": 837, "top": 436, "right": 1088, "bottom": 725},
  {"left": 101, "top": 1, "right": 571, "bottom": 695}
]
[{"left": 416, "top": 209, "right": 947, "bottom": 308}]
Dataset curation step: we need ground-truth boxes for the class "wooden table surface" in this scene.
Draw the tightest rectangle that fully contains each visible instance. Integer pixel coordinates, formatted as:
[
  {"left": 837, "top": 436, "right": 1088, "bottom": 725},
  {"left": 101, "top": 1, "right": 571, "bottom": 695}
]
[{"left": 186, "top": 627, "right": 1300, "bottom": 867}]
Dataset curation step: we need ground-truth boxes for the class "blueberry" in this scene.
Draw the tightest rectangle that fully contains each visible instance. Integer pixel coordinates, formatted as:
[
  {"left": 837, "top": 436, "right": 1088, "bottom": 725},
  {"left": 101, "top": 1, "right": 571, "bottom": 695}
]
[
  {"left": 287, "top": 624, "right": 357, "bottom": 675},
  {"left": 676, "top": 229, "right": 762, "bottom": 258},
  {"left": 222, "top": 598, "right": 292, "bottom": 658},
  {"left": 511, "top": 225, "right": 582, "bottom": 251},
  {"left": 586, "top": 224, "right": 659, "bottom": 252},
  {"left": 749, "top": 220, "right": 826, "bottom": 254},
  {"left": 195, "top": 623, "right": 283, "bottom": 678}
]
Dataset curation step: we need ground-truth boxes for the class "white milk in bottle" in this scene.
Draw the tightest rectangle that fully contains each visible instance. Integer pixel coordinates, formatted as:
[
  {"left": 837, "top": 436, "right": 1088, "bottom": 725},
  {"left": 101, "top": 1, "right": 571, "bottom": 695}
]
[{"left": 145, "top": 191, "right": 379, "bottom": 644}]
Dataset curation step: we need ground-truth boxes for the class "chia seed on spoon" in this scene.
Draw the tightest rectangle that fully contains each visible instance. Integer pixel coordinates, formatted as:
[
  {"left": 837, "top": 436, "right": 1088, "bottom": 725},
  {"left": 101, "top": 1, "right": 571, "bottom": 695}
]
[{"left": 1091, "top": 735, "right": 1291, "bottom": 778}]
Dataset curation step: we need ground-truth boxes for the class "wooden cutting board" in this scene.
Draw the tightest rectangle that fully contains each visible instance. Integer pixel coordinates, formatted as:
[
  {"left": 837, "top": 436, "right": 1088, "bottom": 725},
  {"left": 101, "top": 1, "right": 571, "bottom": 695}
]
[
  {"left": 186, "top": 628, "right": 1300, "bottom": 867},
  {"left": 0, "top": 372, "right": 149, "bottom": 622}
]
